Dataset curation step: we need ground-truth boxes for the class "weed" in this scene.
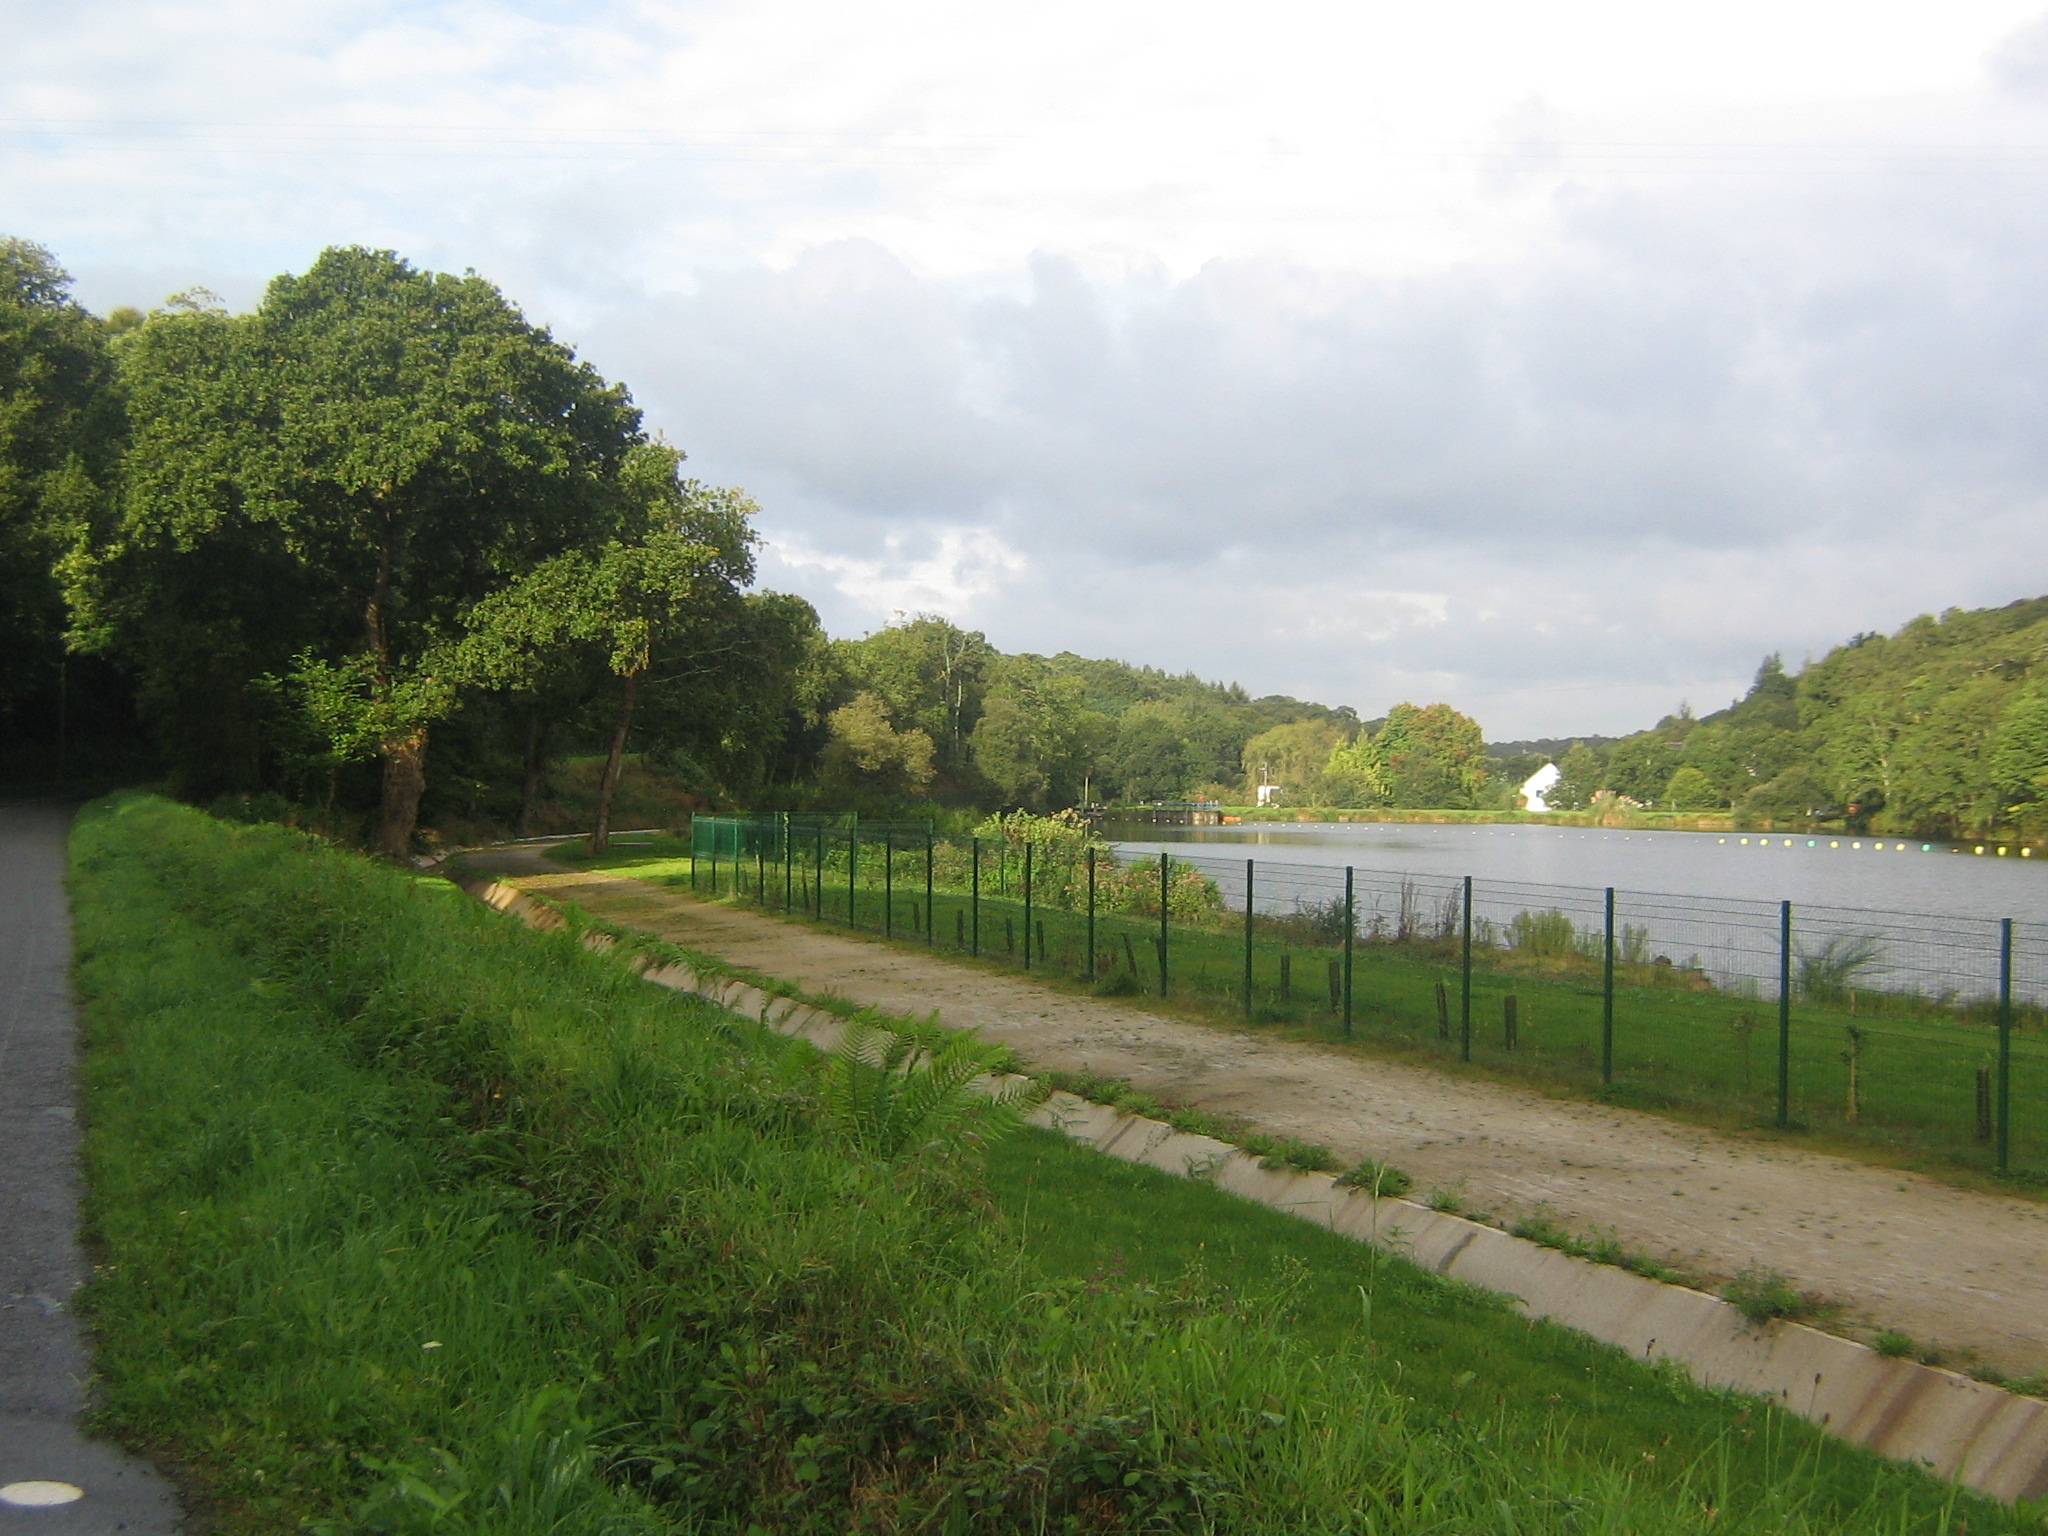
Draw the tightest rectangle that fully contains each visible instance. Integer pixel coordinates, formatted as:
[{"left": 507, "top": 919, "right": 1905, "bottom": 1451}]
[
  {"left": 1335, "top": 1159, "right": 1413, "bottom": 1198},
  {"left": 1872, "top": 1330, "right": 1916, "bottom": 1359},
  {"left": 1722, "top": 1265, "right": 1822, "bottom": 1325},
  {"left": 1238, "top": 1134, "right": 1337, "bottom": 1173},
  {"left": 1508, "top": 1209, "right": 1688, "bottom": 1284}
]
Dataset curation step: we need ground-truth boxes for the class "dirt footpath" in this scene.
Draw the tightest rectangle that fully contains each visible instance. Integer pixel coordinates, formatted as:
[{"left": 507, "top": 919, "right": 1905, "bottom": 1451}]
[{"left": 479, "top": 854, "right": 2048, "bottom": 1379}]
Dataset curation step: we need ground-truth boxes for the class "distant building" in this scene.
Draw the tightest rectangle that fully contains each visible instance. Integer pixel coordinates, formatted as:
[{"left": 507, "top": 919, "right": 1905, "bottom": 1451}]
[
  {"left": 1520, "top": 762, "right": 1560, "bottom": 813},
  {"left": 1256, "top": 784, "right": 1282, "bottom": 807}
]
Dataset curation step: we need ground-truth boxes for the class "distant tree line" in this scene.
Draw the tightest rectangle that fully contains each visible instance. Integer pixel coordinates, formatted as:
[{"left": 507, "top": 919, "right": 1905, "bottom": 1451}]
[
  {"left": 1499, "top": 599, "right": 2048, "bottom": 839},
  {"left": 17, "top": 234, "right": 2031, "bottom": 842},
  {"left": 814, "top": 621, "right": 1512, "bottom": 812}
]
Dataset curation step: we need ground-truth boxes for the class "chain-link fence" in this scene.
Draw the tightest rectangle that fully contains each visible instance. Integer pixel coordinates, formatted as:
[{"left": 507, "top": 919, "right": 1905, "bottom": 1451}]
[{"left": 688, "top": 817, "right": 2047, "bottom": 1179}]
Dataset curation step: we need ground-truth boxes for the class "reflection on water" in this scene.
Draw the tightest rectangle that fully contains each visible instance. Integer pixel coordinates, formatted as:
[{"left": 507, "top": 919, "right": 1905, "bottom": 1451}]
[{"left": 1104, "top": 820, "right": 2043, "bottom": 924}]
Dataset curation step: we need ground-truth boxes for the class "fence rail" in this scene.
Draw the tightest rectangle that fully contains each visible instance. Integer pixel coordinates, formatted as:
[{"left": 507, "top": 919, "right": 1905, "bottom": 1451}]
[{"left": 687, "top": 816, "right": 2046, "bottom": 1179}]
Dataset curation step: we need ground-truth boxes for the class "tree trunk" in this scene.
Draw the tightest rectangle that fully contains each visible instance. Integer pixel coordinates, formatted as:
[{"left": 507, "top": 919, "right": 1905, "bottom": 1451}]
[
  {"left": 517, "top": 713, "right": 552, "bottom": 838},
  {"left": 590, "top": 671, "right": 641, "bottom": 855},
  {"left": 375, "top": 726, "right": 429, "bottom": 858}
]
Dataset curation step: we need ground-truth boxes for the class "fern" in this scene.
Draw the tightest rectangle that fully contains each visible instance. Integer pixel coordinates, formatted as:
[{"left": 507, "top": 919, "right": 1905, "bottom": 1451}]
[{"left": 821, "top": 1017, "right": 1047, "bottom": 1165}]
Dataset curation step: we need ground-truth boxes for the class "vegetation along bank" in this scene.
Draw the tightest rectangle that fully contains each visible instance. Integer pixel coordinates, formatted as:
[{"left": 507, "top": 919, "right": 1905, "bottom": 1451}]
[{"left": 65, "top": 794, "right": 2039, "bottom": 1532}]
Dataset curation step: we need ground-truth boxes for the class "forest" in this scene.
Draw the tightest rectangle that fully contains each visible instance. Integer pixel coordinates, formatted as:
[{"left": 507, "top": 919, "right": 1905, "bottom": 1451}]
[
  {"left": 4, "top": 235, "right": 2044, "bottom": 843},
  {"left": 1516, "top": 600, "right": 2048, "bottom": 838}
]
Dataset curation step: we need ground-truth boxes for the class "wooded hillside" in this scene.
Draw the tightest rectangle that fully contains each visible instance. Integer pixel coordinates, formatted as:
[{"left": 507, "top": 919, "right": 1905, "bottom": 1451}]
[{"left": 1541, "top": 598, "right": 2048, "bottom": 838}]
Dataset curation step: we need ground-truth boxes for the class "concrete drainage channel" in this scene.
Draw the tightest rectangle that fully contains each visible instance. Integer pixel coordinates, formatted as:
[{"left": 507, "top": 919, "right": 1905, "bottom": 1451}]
[{"left": 463, "top": 874, "right": 2048, "bottom": 1507}]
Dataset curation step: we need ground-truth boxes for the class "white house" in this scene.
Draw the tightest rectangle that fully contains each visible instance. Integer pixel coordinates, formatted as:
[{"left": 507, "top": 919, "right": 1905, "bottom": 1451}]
[{"left": 1520, "top": 762, "right": 1560, "bottom": 813}]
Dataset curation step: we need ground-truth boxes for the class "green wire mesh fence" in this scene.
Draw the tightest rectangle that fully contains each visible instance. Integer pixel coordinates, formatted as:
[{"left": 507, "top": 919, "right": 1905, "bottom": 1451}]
[{"left": 688, "top": 815, "right": 2045, "bottom": 1179}]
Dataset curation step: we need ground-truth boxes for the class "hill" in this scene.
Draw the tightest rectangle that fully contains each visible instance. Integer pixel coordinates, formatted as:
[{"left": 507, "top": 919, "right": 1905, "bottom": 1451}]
[{"left": 1542, "top": 596, "right": 2048, "bottom": 837}]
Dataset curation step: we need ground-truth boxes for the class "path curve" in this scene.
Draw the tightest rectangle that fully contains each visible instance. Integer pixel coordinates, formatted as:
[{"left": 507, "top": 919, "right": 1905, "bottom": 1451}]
[
  {"left": 485, "top": 852, "right": 2048, "bottom": 1381},
  {"left": 0, "top": 802, "right": 179, "bottom": 1533}
]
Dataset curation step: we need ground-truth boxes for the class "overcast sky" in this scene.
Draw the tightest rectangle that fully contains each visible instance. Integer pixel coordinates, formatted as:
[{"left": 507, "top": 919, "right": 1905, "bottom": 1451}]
[{"left": 10, "top": 0, "right": 2048, "bottom": 737}]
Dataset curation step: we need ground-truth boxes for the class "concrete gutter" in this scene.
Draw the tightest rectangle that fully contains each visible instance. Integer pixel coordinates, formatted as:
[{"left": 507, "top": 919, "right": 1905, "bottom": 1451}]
[{"left": 462, "top": 874, "right": 2048, "bottom": 1507}]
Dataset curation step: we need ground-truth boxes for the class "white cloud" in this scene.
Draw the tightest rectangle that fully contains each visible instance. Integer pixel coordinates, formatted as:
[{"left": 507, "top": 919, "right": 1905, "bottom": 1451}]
[
  {"left": 767, "top": 526, "right": 1028, "bottom": 631},
  {"left": 10, "top": 0, "right": 2048, "bottom": 736}
]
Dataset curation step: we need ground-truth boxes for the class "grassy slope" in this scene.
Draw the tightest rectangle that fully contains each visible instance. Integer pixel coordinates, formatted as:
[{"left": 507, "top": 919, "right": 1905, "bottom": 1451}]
[{"left": 72, "top": 799, "right": 2035, "bottom": 1533}]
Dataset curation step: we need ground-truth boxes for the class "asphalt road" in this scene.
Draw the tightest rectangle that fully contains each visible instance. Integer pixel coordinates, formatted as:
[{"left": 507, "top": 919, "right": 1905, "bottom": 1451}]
[{"left": 0, "top": 801, "right": 178, "bottom": 1533}]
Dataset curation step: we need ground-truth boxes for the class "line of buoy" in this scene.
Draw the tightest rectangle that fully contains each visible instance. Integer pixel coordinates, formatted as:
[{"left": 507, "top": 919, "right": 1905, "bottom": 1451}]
[{"left": 1713, "top": 838, "right": 2035, "bottom": 856}]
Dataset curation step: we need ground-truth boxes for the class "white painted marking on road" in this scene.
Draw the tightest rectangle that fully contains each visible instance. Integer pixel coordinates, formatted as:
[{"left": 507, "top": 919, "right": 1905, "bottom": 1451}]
[{"left": 1, "top": 1481, "right": 86, "bottom": 1507}]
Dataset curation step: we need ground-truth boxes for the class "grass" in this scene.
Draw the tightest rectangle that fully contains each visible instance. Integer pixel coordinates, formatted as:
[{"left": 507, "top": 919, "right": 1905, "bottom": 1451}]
[
  {"left": 634, "top": 844, "right": 2048, "bottom": 1187},
  {"left": 71, "top": 796, "right": 2043, "bottom": 1533},
  {"left": 984, "top": 1129, "right": 2037, "bottom": 1533},
  {"left": 1721, "top": 1265, "right": 1828, "bottom": 1326},
  {"left": 1509, "top": 1210, "right": 1689, "bottom": 1285}
]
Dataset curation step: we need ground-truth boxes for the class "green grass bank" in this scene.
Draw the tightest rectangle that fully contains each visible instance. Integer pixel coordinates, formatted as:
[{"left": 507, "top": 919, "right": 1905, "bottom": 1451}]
[{"left": 71, "top": 797, "right": 2037, "bottom": 1532}]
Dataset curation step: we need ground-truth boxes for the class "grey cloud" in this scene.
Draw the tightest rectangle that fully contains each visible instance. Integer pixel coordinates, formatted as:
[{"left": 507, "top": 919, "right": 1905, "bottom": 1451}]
[
  {"left": 586, "top": 166, "right": 2048, "bottom": 735},
  {"left": 1990, "top": 10, "right": 2048, "bottom": 99}
]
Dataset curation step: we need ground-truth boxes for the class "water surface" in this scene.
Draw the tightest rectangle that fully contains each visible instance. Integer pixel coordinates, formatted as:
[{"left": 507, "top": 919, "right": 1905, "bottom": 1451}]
[{"left": 1105, "top": 821, "right": 2044, "bottom": 924}]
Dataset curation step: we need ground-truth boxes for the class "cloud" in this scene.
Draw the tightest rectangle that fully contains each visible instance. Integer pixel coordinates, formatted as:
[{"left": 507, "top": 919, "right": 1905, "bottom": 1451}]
[
  {"left": 12, "top": 0, "right": 2048, "bottom": 737},
  {"left": 767, "top": 525, "right": 1028, "bottom": 626},
  {"left": 587, "top": 155, "right": 2048, "bottom": 734}
]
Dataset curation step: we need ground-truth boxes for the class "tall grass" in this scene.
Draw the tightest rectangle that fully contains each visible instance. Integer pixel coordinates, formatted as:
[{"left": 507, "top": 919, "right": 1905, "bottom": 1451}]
[{"left": 72, "top": 797, "right": 2032, "bottom": 1533}]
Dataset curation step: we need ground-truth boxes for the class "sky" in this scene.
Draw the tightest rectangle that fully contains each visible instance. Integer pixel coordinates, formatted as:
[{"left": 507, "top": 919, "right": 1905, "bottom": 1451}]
[{"left": 9, "top": 0, "right": 2048, "bottom": 738}]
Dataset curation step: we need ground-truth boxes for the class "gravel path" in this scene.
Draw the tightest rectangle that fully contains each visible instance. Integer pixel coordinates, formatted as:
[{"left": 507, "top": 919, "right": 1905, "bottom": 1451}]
[{"left": 476, "top": 853, "right": 2048, "bottom": 1381}]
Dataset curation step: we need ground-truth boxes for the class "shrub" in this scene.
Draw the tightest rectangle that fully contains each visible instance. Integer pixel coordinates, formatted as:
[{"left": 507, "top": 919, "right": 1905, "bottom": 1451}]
[{"left": 1722, "top": 1265, "right": 1820, "bottom": 1325}]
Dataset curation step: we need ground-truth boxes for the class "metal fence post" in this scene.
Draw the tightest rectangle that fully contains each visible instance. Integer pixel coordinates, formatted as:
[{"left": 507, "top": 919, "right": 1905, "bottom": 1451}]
[
  {"left": 925, "top": 823, "right": 935, "bottom": 943},
  {"left": 1777, "top": 900, "right": 1793, "bottom": 1130},
  {"left": 1242, "top": 859, "right": 1255, "bottom": 1019},
  {"left": 1602, "top": 887, "right": 1615, "bottom": 1085},
  {"left": 970, "top": 838, "right": 981, "bottom": 957},
  {"left": 813, "top": 824, "right": 824, "bottom": 916},
  {"left": 1999, "top": 917, "right": 2014, "bottom": 1173},
  {"left": 884, "top": 835, "right": 894, "bottom": 938},
  {"left": 1158, "top": 851, "right": 1170, "bottom": 997},
  {"left": 1086, "top": 848, "right": 1097, "bottom": 979},
  {"left": 711, "top": 839, "right": 719, "bottom": 899},
  {"left": 755, "top": 836, "right": 764, "bottom": 904},
  {"left": 1343, "top": 866, "right": 1355, "bottom": 1042},
  {"left": 847, "top": 816, "right": 858, "bottom": 927},
  {"left": 1459, "top": 875, "right": 1473, "bottom": 1063},
  {"left": 1022, "top": 843, "right": 1034, "bottom": 970},
  {"left": 782, "top": 813, "right": 793, "bottom": 911}
]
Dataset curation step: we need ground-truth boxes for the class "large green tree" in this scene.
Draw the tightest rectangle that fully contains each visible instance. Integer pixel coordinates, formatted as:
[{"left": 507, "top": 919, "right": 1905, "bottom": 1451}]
[
  {"left": 1342, "top": 702, "right": 1488, "bottom": 809},
  {"left": 835, "top": 615, "right": 994, "bottom": 782},
  {"left": 0, "top": 239, "right": 123, "bottom": 741},
  {"left": 76, "top": 247, "right": 647, "bottom": 852},
  {"left": 457, "top": 457, "right": 761, "bottom": 850},
  {"left": 968, "top": 657, "right": 1107, "bottom": 809}
]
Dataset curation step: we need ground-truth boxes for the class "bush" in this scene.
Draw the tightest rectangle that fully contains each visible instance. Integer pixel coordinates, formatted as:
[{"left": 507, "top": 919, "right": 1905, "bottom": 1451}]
[
  {"left": 1722, "top": 1265, "right": 1821, "bottom": 1325},
  {"left": 1508, "top": 908, "right": 1579, "bottom": 959}
]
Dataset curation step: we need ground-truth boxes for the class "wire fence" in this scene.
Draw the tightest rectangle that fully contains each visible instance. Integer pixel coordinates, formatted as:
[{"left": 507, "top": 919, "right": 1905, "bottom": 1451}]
[{"left": 689, "top": 816, "right": 2048, "bottom": 1179}]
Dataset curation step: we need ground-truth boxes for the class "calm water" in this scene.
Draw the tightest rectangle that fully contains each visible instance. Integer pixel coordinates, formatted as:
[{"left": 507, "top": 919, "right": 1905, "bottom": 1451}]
[{"left": 1105, "top": 821, "right": 2046, "bottom": 924}]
